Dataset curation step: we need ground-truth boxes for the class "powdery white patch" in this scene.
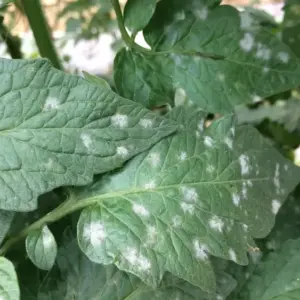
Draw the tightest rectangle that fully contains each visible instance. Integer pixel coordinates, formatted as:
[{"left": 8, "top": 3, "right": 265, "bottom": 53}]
[
  {"left": 144, "top": 180, "right": 156, "bottom": 189},
  {"left": 273, "top": 163, "right": 280, "bottom": 193},
  {"left": 242, "top": 182, "right": 248, "bottom": 198},
  {"left": 83, "top": 221, "right": 106, "bottom": 246},
  {"left": 277, "top": 51, "right": 289, "bottom": 63},
  {"left": 172, "top": 215, "right": 182, "bottom": 227},
  {"left": 252, "top": 94, "right": 262, "bottom": 103},
  {"left": 195, "top": 7, "right": 208, "bottom": 20},
  {"left": 209, "top": 216, "right": 224, "bottom": 233},
  {"left": 111, "top": 113, "right": 128, "bottom": 128},
  {"left": 232, "top": 192, "right": 240, "bottom": 206},
  {"left": 239, "top": 33, "right": 254, "bottom": 52},
  {"left": 43, "top": 97, "right": 60, "bottom": 111},
  {"left": 247, "top": 180, "right": 253, "bottom": 187},
  {"left": 139, "top": 118, "right": 153, "bottom": 128},
  {"left": 179, "top": 151, "right": 187, "bottom": 161},
  {"left": 204, "top": 136, "right": 214, "bottom": 147},
  {"left": 224, "top": 137, "right": 233, "bottom": 149},
  {"left": 216, "top": 295, "right": 224, "bottom": 300},
  {"left": 116, "top": 146, "right": 129, "bottom": 158},
  {"left": 180, "top": 202, "right": 195, "bottom": 214},
  {"left": 181, "top": 186, "right": 198, "bottom": 202},
  {"left": 272, "top": 199, "right": 281, "bottom": 214},
  {"left": 217, "top": 72, "right": 225, "bottom": 82},
  {"left": 124, "top": 247, "right": 151, "bottom": 271},
  {"left": 174, "top": 10, "right": 185, "bottom": 20},
  {"left": 80, "top": 133, "right": 93, "bottom": 150},
  {"left": 239, "top": 154, "right": 250, "bottom": 175},
  {"left": 146, "top": 225, "right": 157, "bottom": 244},
  {"left": 240, "top": 11, "right": 253, "bottom": 29},
  {"left": 193, "top": 240, "right": 209, "bottom": 260},
  {"left": 206, "top": 165, "right": 215, "bottom": 173},
  {"left": 229, "top": 249, "right": 237, "bottom": 262},
  {"left": 147, "top": 152, "right": 160, "bottom": 167},
  {"left": 256, "top": 43, "right": 271, "bottom": 60},
  {"left": 133, "top": 204, "right": 149, "bottom": 217},
  {"left": 45, "top": 158, "right": 54, "bottom": 170},
  {"left": 198, "top": 119, "right": 205, "bottom": 132},
  {"left": 243, "top": 224, "right": 248, "bottom": 232}
]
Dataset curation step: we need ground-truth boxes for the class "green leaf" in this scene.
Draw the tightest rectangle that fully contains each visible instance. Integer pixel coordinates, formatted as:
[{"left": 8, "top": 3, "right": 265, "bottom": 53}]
[
  {"left": 0, "top": 210, "right": 14, "bottom": 245},
  {"left": 36, "top": 233, "right": 235, "bottom": 299},
  {"left": 0, "top": 256, "right": 20, "bottom": 300},
  {"left": 234, "top": 238, "right": 300, "bottom": 299},
  {"left": 0, "top": 58, "right": 176, "bottom": 212},
  {"left": 82, "top": 71, "right": 111, "bottom": 89},
  {"left": 25, "top": 226, "right": 57, "bottom": 271},
  {"left": 124, "top": 0, "right": 157, "bottom": 33},
  {"left": 75, "top": 106, "right": 300, "bottom": 292},
  {"left": 115, "top": 2, "right": 300, "bottom": 112}
]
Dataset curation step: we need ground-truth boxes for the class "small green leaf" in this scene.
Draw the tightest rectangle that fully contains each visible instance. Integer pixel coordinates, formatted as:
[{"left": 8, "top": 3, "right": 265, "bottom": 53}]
[
  {"left": 124, "top": 0, "right": 157, "bottom": 33},
  {"left": 82, "top": 71, "right": 111, "bottom": 89},
  {"left": 0, "top": 256, "right": 20, "bottom": 300},
  {"left": 75, "top": 106, "right": 300, "bottom": 292},
  {"left": 25, "top": 226, "right": 57, "bottom": 271},
  {"left": 0, "top": 58, "right": 176, "bottom": 212},
  {"left": 115, "top": 2, "right": 300, "bottom": 112},
  {"left": 0, "top": 210, "right": 14, "bottom": 245},
  {"left": 234, "top": 238, "right": 300, "bottom": 299}
]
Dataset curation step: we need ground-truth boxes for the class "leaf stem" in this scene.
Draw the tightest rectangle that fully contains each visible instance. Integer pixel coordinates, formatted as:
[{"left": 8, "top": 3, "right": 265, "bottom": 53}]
[{"left": 20, "top": 0, "right": 63, "bottom": 70}]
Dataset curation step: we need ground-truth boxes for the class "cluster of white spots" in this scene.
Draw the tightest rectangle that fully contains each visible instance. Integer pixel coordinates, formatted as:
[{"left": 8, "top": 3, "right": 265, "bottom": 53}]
[
  {"left": 209, "top": 215, "right": 224, "bottom": 233},
  {"left": 240, "top": 11, "right": 253, "bottom": 29},
  {"left": 133, "top": 203, "right": 149, "bottom": 217},
  {"left": 139, "top": 118, "right": 153, "bottom": 128},
  {"left": 224, "top": 137, "right": 233, "bottom": 149},
  {"left": 43, "top": 97, "right": 60, "bottom": 111},
  {"left": 217, "top": 72, "right": 225, "bottom": 82},
  {"left": 232, "top": 192, "right": 241, "bottom": 206},
  {"left": 181, "top": 187, "right": 198, "bottom": 202},
  {"left": 272, "top": 199, "right": 281, "bottom": 215},
  {"left": 180, "top": 202, "right": 195, "bottom": 214},
  {"left": 273, "top": 163, "right": 281, "bottom": 193},
  {"left": 198, "top": 119, "right": 205, "bottom": 132},
  {"left": 239, "top": 33, "right": 254, "bottom": 52},
  {"left": 172, "top": 215, "right": 182, "bottom": 227},
  {"left": 144, "top": 180, "right": 156, "bottom": 190},
  {"left": 146, "top": 225, "right": 158, "bottom": 244},
  {"left": 80, "top": 133, "right": 93, "bottom": 150},
  {"left": 239, "top": 154, "right": 250, "bottom": 175},
  {"left": 116, "top": 146, "right": 129, "bottom": 158},
  {"left": 228, "top": 249, "right": 237, "bottom": 262},
  {"left": 147, "top": 152, "right": 161, "bottom": 167},
  {"left": 247, "top": 180, "right": 253, "bottom": 187},
  {"left": 252, "top": 94, "right": 262, "bottom": 103},
  {"left": 242, "top": 182, "right": 248, "bottom": 198},
  {"left": 256, "top": 43, "right": 271, "bottom": 60},
  {"left": 111, "top": 113, "right": 128, "bottom": 128},
  {"left": 193, "top": 240, "right": 209, "bottom": 260},
  {"left": 263, "top": 66, "right": 270, "bottom": 74},
  {"left": 174, "top": 10, "right": 185, "bottom": 20},
  {"left": 277, "top": 51, "right": 289, "bottom": 63},
  {"left": 124, "top": 247, "right": 151, "bottom": 271},
  {"left": 179, "top": 151, "right": 187, "bottom": 161},
  {"left": 206, "top": 165, "right": 215, "bottom": 173},
  {"left": 204, "top": 136, "right": 214, "bottom": 148},
  {"left": 195, "top": 7, "right": 208, "bottom": 20},
  {"left": 83, "top": 221, "right": 106, "bottom": 246}
]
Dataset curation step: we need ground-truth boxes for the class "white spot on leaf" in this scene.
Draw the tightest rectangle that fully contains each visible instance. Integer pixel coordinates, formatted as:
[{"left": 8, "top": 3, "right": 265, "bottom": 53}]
[
  {"left": 116, "top": 146, "right": 129, "bottom": 158},
  {"left": 252, "top": 94, "right": 262, "bottom": 103},
  {"left": 144, "top": 180, "right": 156, "bottom": 189},
  {"left": 111, "top": 113, "right": 128, "bottom": 128},
  {"left": 147, "top": 152, "right": 160, "bottom": 167},
  {"left": 172, "top": 215, "right": 182, "bottom": 227},
  {"left": 139, "top": 118, "right": 153, "bottom": 128},
  {"left": 272, "top": 199, "right": 281, "bottom": 214},
  {"left": 80, "top": 133, "right": 93, "bottom": 150},
  {"left": 193, "top": 240, "right": 208, "bottom": 260},
  {"left": 181, "top": 187, "right": 198, "bottom": 202},
  {"left": 209, "top": 216, "right": 224, "bottom": 232},
  {"left": 179, "top": 151, "right": 187, "bottom": 161},
  {"left": 256, "top": 43, "right": 271, "bottom": 60},
  {"left": 83, "top": 221, "right": 106, "bottom": 246},
  {"left": 195, "top": 7, "right": 208, "bottom": 20},
  {"left": 232, "top": 192, "right": 240, "bottom": 206},
  {"left": 239, "top": 154, "right": 250, "bottom": 175},
  {"left": 240, "top": 33, "right": 254, "bottom": 52},
  {"left": 224, "top": 137, "right": 233, "bottom": 149},
  {"left": 277, "top": 51, "right": 289, "bottom": 63},
  {"left": 240, "top": 11, "right": 253, "bottom": 29},
  {"left": 180, "top": 202, "right": 195, "bottom": 214},
  {"left": 133, "top": 204, "right": 149, "bottom": 217},
  {"left": 204, "top": 136, "right": 214, "bottom": 147},
  {"left": 124, "top": 247, "right": 151, "bottom": 271},
  {"left": 43, "top": 97, "right": 60, "bottom": 111},
  {"left": 229, "top": 248, "right": 237, "bottom": 262}
]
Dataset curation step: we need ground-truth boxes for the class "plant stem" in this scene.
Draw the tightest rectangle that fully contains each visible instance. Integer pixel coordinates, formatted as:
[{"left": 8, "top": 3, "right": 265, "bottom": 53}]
[
  {"left": 20, "top": 0, "right": 63, "bottom": 70},
  {"left": 0, "top": 16, "right": 23, "bottom": 59}
]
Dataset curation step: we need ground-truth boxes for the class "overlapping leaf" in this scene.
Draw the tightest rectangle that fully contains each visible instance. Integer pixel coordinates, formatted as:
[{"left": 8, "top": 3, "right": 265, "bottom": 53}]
[
  {"left": 115, "top": 0, "right": 300, "bottom": 112},
  {"left": 36, "top": 234, "right": 236, "bottom": 300},
  {"left": 232, "top": 238, "right": 300, "bottom": 300},
  {"left": 0, "top": 210, "right": 14, "bottom": 245},
  {"left": 0, "top": 257, "right": 20, "bottom": 300},
  {"left": 0, "top": 58, "right": 176, "bottom": 212},
  {"left": 73, "top": 106, "right": 300, "bottom": 293}
]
